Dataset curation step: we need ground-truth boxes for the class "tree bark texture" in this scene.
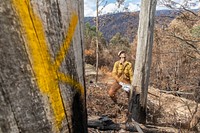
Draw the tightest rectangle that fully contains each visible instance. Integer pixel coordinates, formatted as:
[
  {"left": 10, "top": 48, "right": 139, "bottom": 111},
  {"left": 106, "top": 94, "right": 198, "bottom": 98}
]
[
  {"left": 129, "top": 0, "right": 157, "bottom": 124},
  {"left": 0, "top": 0, "right": 87, "bottom": 133}
]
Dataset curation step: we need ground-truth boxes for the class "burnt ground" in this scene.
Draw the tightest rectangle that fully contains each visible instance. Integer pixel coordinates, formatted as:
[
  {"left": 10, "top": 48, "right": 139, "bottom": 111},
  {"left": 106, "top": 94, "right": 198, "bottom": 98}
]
[
  {"left": 86, "top": 74, "right": 131, "bottom": 133},
  {"left": 85, "top": 64, "right": 200, "bottom": 133}
]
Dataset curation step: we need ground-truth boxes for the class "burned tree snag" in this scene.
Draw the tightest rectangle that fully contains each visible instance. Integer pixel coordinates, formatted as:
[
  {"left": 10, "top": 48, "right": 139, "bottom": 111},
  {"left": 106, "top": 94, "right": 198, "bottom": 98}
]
[
  {"left": 128, "top": 0, "right": 157, "bottom": 124},
  {"left": 0, "top": 0, "right": 87, "bottom": 132}
]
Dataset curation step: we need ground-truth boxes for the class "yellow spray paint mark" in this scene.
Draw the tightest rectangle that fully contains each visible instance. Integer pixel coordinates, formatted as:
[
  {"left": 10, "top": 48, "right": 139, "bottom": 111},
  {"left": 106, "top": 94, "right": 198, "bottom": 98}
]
[
  {"left": 12, "top": 0, "right": 84, "bottom": 129},
  {"left": 58, "top": 73, "right": 84, "bottom": 95},
  {"left": 53, "top": 15, "right": 78, "bottom": 70}
]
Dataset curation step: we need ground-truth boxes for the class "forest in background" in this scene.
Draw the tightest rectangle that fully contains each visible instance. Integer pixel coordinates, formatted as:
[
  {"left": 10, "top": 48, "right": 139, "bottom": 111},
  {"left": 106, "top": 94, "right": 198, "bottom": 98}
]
[{"left": 84, "top": 9, "right": 200, "bottom": 102}]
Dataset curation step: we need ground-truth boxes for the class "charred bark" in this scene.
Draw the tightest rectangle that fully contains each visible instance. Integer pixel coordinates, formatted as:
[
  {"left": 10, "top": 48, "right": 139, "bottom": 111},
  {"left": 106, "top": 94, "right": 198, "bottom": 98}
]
[{"left": 129, "top": 0, "right": 157, "bottom": 124}]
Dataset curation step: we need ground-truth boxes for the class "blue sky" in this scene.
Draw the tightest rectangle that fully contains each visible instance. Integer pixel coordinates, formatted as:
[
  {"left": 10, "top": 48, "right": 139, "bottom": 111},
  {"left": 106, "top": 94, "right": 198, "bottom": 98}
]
[{"left": 84, "top": 0, "right": 200, "bottom": 17}]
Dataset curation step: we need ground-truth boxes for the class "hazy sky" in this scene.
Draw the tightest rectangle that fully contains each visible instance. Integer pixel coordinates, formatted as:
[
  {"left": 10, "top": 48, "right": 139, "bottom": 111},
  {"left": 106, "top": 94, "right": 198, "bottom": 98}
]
[{"left": 84, "top": 0, "right": 200, "bottom": 17}]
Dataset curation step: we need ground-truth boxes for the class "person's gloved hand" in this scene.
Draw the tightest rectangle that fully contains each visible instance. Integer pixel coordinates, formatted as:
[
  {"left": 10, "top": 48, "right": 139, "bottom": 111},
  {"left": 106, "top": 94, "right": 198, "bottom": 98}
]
[{"left": 119, "top": 82, "right": 131, "bottom": 92}]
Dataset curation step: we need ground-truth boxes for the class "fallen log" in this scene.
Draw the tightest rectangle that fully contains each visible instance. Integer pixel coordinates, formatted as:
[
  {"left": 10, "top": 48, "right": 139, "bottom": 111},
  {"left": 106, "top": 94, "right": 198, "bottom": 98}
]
[
  {"left": 159, "top": 90, "right": 194, "bottom": 95},
  {"left": 148, "top": 87, "right": 200, "bottom": 130},
  {"left": 88, "top": 116, "right": 179, "bottom": 133},
  {"left": 132, "top": 118, "right": 144, "bottom": 133},
  {"left": 87, "top": 115, "right": 135, "bottom": 131}
]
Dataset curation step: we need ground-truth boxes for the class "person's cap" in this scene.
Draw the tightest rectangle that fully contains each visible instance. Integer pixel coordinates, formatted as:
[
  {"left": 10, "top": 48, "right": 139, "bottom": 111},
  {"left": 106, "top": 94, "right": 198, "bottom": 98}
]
[{"left": 118, "top": 50, "right": 125, "bottom": 57}]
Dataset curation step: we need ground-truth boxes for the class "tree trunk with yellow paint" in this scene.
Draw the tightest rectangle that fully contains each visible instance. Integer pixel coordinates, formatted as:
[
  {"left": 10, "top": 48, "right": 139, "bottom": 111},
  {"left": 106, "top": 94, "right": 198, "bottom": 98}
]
[
  {"left": 0, "top": 0, "right": 87, "bottom": 133},
  {"left": 128, "top": 0, "right": 157, "bottom": 124}
]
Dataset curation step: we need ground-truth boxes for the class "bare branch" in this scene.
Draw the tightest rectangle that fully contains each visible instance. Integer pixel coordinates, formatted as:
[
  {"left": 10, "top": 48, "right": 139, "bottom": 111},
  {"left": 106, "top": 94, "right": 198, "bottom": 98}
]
[
  {"left": 180, "top": 6, "right": 199, "bottom": 17},
  {"left": 160, "top": 90, "right": 194, "bottom": 95},
  {"left": 159, "top": 0, "right": 199, "bottom": 18},
  {"left": 187, "top": 54, "right": 200, "bottom": 61},
  {"left": 177, "top": 11, "right": 199, "bottom": 21},
  {"left": 116, "top": 0, "right": 125, "bottom": 8},
  {"left": 169, "top": 33, "right": 200, "bottom": 55},
  {"left": 98, "top": 1, "right": 107, "bottom": 14}
]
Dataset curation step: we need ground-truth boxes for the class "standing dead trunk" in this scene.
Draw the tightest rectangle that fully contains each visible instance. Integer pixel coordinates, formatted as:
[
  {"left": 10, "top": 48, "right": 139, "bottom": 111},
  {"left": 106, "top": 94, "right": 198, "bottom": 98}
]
[
  {"left": 128, "top": 0, "right": 157, "bottom": 124},
  {"left": 95, "top": 0, "right": 99, "bottom": 83},
  {"left": 0, "top": 0, "right": 87, "bottom": 133}
]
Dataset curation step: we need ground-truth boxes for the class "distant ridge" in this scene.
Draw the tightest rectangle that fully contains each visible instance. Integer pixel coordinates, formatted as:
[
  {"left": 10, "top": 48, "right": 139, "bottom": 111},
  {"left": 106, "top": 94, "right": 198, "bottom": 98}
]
[{"left": 84, "top": 10, "right": 180, "bottom": 43}]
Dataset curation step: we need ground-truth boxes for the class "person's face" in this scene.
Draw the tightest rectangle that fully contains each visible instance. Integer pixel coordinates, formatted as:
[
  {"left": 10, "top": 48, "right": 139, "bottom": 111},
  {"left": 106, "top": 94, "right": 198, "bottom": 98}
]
[{"left": 119, "top": 53, "right": 126, "bottom": 63}]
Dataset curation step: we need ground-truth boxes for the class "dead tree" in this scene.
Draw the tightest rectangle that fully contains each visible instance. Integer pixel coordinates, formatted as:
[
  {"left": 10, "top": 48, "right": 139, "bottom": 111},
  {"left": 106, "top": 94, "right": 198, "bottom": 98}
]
[
  {"left": 128, "top": 0, "right": 157, "bottom": 124},
  {"left": 95, "top": 0, "right": 100, "bottom": 82},
  {"left": 0, "top": 0, "right": 87, "bottom": 132},
  {"left": 95, "top": 0, "right": 107, "bottom": 82}
]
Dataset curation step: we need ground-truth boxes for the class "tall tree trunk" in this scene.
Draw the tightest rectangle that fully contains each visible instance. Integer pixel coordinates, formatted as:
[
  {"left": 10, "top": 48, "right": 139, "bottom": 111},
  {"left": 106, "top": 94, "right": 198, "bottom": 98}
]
[
  {"left": 0, "top": 0, "right": 87, "bottom": 133},
  {"left": 95, "top": 0, "right": 99, "bottom": 83},
  {"left": 128, "top": 0, "right": 157, "bottom": 124}
]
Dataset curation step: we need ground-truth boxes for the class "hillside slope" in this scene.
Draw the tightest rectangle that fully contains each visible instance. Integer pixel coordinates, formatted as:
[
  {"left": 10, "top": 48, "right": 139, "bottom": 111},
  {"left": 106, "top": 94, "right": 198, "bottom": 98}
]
[
  {"left": 84, "top": 10, "right": 179, "bottom": 42},
  {"left": 86, "top": 64, "right": 200, "bottom": 132}
]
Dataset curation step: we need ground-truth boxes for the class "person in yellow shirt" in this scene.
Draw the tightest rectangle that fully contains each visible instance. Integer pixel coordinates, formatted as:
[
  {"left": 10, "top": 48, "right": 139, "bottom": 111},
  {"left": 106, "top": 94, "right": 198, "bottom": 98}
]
[{"left": 108, "top": 50, "right": 133, "bottom": 102}]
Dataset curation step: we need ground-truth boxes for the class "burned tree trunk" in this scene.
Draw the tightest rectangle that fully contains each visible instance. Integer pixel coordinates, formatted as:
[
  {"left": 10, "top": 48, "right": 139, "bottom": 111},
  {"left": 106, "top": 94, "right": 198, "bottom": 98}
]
[
  {"left": 0, "top": 0, "right": 87, "bottom": 133},
  {"left": 128, "top": 0, "right": 157, "bottom": 124}
]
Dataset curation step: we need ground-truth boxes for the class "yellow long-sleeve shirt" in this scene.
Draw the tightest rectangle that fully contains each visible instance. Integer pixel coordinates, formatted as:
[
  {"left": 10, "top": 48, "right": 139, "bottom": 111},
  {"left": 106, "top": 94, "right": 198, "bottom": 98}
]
[{"left": 112, "top": 61, "right": 133, "bottom": 83}]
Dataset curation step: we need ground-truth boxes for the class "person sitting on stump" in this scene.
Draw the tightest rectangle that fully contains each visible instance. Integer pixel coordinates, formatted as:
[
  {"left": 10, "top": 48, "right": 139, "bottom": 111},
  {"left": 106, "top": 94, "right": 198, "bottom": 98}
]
[{"left": 108, "top": 50, "right": 133, "bottom": 102}]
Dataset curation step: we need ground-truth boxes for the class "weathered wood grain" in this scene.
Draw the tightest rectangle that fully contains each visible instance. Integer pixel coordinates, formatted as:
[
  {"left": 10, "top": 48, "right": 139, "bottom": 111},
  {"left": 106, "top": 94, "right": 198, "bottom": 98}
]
[
  {"left": 129, "top": 0, "right": 157, "bottom": 123},
  {"left": 0, "top": 0, "right": 86, "bottom": 132}
]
